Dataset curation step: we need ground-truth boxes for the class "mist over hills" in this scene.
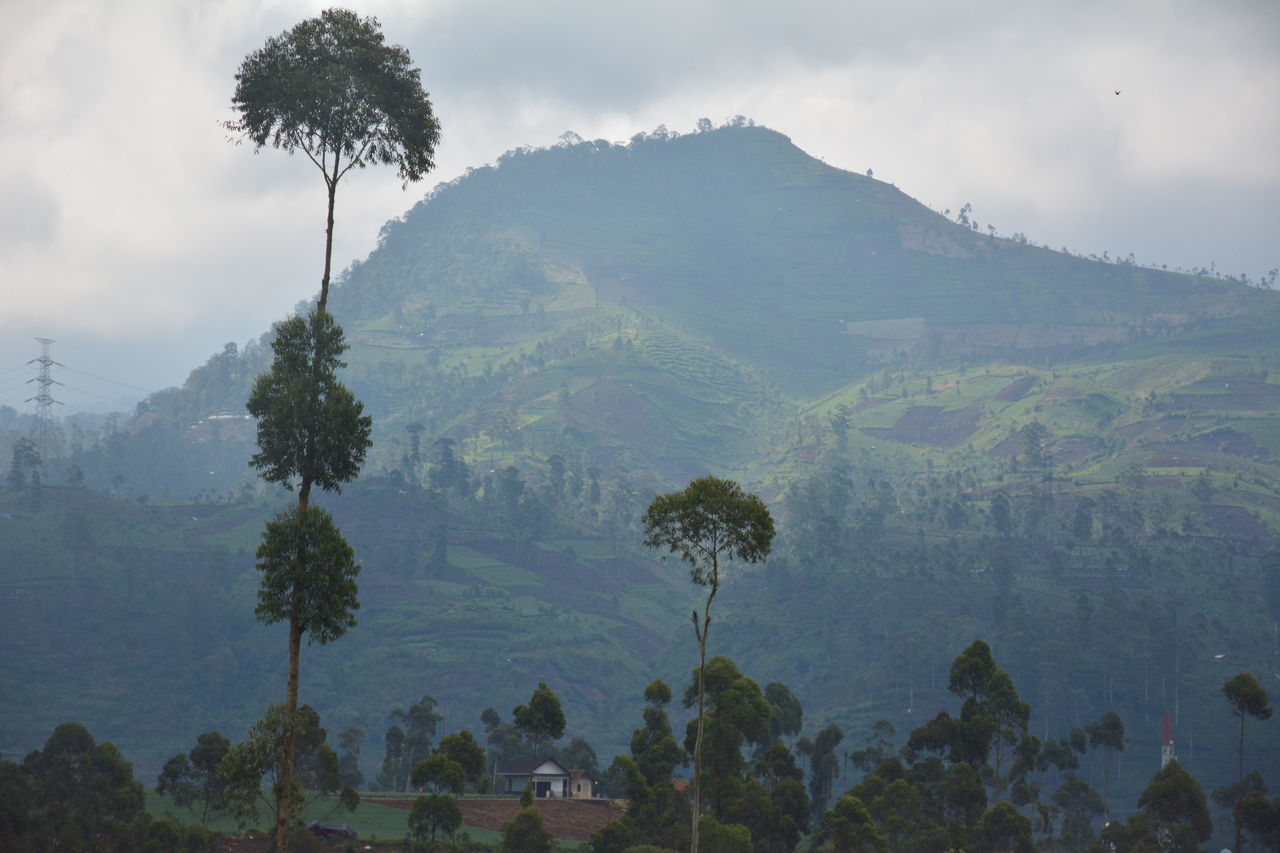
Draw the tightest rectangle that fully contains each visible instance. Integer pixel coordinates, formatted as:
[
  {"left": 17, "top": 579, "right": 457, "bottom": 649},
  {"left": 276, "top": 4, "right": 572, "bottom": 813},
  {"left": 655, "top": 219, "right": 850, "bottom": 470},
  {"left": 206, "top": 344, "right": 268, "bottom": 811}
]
[{"left": 3, "top": 123, "right": 1279, "bottom": 831}]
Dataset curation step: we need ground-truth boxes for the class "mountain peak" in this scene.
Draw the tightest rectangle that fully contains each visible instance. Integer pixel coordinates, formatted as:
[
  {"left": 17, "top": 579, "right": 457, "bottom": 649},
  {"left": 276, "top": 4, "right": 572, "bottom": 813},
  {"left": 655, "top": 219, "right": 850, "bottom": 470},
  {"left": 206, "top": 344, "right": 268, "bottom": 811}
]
[{"left": 332, "top": 121, "right": 1274, "bottom": 395}]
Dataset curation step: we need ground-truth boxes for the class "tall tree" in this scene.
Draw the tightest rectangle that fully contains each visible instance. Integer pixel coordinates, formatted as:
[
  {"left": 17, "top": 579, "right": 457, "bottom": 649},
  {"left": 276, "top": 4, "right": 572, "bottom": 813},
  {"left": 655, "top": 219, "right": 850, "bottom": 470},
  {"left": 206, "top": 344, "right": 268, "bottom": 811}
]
[
  {"left": 1019, "top": 420, "right": 1051, "bottom": 473},
  {"left": 1222, "top": 672, "right": 1273, "bottom": 852},
  {"left": 1052, "top": 775, "right": 1104, "bottom": 848},
  {"left": 336, "top": 724, "right": 364, "bottom": 790},
  {"left": 762, "top": 683, "right": 804, "bottom": 752},
  {"left": 389, "top": 695, "right": 443, "bottom": 792},
  {"left": 513, "top": 682, "right": 566, "bottom": 758},
  {"left": 229, "top": 16, "right": 436, "bottom": 842},
  {"left": 157, "top": 731, "right": 231, "bottom": 827},
  {"left": 801, "top": 724, "right": 845, "bottom": 821},
  {"left": 17, "top": 722, "right": 148, "bottom": 851},
  {"left": 231, "top": 11, "right": 440, "bottom": 835},
  {"left": 227, "top": 7, "right": 441, "bottom": 314},
  {"left": 630, "top": 680, "right": 684, "bottom": 789},
  {"left": 220, "top": 704, "right": 356, "bottom": 831},
  {"left": 643, "top": 476, "right": 775, "bottom": 853},
  {"left": 1085, "top": 711, "right": 1125, "bottom": 821},
  {"left": 1133, "top": 759, "right": 1212, "bottom": 852},
  {"left": 436, "top": 731, "right": 487, "bottom": 788},
  {"left": 413, "top": 730, "right": 486, "bottom": 795}
]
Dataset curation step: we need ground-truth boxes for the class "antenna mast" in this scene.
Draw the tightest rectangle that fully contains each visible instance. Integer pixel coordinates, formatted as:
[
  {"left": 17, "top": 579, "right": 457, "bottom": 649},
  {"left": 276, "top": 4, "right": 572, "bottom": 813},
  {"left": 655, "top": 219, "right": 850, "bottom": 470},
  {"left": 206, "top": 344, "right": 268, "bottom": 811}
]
[
  {"left": 26, "top": 337, "right": 62, "bottom": 462},
  {"left": 1160, "top": 713, "right": 1175, "bottom": 768}
]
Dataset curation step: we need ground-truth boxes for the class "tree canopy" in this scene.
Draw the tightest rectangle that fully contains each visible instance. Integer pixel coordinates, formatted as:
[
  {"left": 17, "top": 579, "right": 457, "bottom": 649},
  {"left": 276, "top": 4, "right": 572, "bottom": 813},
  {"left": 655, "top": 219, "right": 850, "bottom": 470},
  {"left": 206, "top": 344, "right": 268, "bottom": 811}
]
[
  {"left": 409, "top": 793, "right": 462, "bottom": 843},
  {"left": 229, "top": 8, "right": 440, "bottom": 187},
  {"left": 227, "top": 8, "right": 440, "bottom": 312},
  {"left": 15, "top": 722, "right": 147, "bottom": 851},
  {"left": 245, "top": 311, "right": 372, "bottom": 499},
  {"left": 514, "top": 682, "right": 566, "bottom": 757},
  {"left": 254, "top": 504, "right": 360, "bottom": 645},
  {"left": 643, "top": 476, "right": 775, "bottom": 586}
]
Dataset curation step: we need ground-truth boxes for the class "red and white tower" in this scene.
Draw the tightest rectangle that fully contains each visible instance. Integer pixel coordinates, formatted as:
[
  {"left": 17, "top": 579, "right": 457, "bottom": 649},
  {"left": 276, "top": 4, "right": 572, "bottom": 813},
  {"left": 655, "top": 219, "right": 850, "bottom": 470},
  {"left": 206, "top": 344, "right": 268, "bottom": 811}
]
[{"left": 1160, "top": 713, "right": 1175, "bottom": 768}]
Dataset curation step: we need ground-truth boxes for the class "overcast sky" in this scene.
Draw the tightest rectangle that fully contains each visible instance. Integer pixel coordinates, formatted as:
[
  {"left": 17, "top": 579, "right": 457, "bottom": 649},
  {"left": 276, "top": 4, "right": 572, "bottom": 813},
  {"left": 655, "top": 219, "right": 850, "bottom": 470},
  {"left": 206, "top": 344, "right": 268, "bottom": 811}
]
[{"left": 2, "top": 0, "right": 1277, "bottom": 414}]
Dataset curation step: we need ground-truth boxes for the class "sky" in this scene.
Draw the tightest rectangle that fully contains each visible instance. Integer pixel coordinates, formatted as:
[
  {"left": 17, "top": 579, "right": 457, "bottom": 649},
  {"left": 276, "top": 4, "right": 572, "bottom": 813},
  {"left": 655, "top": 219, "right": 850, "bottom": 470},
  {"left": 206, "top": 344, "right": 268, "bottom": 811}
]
[{"left": 2, "top": 0, "right": 1278, "bottom": 414}]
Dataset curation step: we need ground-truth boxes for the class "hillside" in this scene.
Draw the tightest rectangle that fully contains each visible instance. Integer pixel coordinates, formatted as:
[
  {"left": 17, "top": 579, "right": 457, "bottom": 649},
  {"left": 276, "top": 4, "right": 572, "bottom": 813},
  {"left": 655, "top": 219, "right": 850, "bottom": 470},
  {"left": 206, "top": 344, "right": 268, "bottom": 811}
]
[{"left": 3, "top": 123, "right": 1279, "bottom": 832}]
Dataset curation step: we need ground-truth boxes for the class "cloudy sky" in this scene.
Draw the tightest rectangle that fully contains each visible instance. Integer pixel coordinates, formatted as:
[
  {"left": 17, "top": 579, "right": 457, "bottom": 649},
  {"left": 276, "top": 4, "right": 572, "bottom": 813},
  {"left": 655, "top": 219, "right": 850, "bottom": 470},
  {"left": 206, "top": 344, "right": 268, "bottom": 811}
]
[{"left": 2, "top": 0, "right": 1277, "bottom": 413}]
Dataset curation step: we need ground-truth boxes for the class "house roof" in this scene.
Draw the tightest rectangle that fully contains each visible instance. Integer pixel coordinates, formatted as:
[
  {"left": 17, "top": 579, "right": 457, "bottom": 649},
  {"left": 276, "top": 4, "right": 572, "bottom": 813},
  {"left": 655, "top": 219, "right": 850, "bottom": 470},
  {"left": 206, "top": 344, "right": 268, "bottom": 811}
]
[{"left": 497, "top": 757, "right": 570, "bottom": 777}]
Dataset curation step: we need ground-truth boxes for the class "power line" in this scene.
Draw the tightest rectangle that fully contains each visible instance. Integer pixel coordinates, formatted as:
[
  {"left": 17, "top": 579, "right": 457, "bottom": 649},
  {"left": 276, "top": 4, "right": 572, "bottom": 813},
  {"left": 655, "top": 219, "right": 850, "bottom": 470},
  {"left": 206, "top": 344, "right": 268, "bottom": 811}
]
[
  {"left": 26, "top": 338, "right": 62, "bottom": 461},
  {"left": 58, "top": 364, "right": 157, "bottom": 396},
  {"left": 0, "top": 379, "right": 35, "bottom": 399},
  {"left": 57, "top": 382, "right": 142, "bottom": 405}
]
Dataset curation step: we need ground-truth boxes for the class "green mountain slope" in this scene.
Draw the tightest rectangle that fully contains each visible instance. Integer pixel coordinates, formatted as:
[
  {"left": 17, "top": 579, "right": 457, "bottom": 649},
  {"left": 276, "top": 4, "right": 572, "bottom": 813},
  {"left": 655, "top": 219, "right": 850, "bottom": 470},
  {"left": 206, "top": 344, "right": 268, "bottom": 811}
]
[{"left": 3, "top": 124, "right": 1279, "bottom": 827}]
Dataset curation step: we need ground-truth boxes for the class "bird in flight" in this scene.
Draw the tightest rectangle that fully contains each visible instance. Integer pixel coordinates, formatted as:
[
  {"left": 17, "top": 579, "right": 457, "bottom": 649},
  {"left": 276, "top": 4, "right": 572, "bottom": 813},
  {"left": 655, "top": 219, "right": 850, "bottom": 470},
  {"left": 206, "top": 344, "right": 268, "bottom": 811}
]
[{"left": 1114, "top": 90, "right": 1121, "bottom": 95}]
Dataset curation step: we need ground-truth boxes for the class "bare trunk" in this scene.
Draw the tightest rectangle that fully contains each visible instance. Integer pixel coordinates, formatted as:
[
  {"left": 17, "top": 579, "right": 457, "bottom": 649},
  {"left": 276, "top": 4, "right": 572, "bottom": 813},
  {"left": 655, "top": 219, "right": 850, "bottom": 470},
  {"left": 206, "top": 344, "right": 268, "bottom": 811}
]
[
  {"left": 318, "top": 171, "right": 337, "bottom": 314},
  {"left": 276, "top": 477, "right": 311, "bottom": 852},
  {"left": 275, "top": 618, "right": 303, "bottom": 852},
  {"left": 1102, "top": 754, "right": 1110, "bottom": 822},
  {"left": 691, "top": 613, "right": 705, "bottom": 853},
  {"left": 690, "top": 578, "right": 718, "bottom": 853},
  {"left": 1235, "top": 715, "right": 1245, "bottom": 853}
]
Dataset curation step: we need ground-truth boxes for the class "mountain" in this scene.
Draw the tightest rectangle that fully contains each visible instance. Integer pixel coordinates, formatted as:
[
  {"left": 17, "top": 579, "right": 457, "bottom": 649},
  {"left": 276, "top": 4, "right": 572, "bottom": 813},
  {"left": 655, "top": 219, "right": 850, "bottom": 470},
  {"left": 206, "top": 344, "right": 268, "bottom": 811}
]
[
  {"left": 3, "top": 123, "right": 1279, "bottom": 823},
  {"left": 327, "top": 123, "right": 1280, "bottom": 490},
  {"left": 66, "top": 124, "right": 1280, "bottom": 501}
]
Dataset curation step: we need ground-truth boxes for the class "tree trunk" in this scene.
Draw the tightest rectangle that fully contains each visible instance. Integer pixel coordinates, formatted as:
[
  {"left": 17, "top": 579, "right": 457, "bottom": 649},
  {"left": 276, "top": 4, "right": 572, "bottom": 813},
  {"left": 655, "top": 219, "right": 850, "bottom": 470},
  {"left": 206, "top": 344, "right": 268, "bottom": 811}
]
[
  {"left": 1235, "top": 714, "right": 1245, "bottom": 853},
  {"left": 319, "top": 172, "right": 337, "bottom": 313},
  {"left": 277, "top": 475, "right": 312, "bottom": 852},
  {"left": 276, "top": 618, "right": 303, "bottom": 852},
  {"left": 691, "top": 614, "right": 705, "bottom": 853},
  {"left": 690, "top": 578, "right": 718, "bottom": 853},
  {"left": 1102, "top": 755, "right": 1110, "bottom": 822}
]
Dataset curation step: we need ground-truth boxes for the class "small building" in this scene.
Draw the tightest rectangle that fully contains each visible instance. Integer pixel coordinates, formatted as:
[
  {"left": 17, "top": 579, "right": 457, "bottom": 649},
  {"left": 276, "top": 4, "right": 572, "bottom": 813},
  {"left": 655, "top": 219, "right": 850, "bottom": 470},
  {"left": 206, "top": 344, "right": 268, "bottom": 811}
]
[
  {"left": 568, "top": 769, "right": 596, "bottom": 799},
  {"left": 497, "top": 757, "right": 572, "bottom": 798}
]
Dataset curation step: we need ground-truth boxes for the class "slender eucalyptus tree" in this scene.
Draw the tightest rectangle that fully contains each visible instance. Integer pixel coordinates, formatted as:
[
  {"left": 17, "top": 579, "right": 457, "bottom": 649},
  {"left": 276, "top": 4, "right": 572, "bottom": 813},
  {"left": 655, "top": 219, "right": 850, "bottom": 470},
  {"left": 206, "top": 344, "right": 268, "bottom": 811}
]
[
  {"left": 643, "top": 476, "right": 774, "bottom": 853},
  {"left": 228, "top": 10, "right": 439, "bottom": 849},
  {"left": 1222, "top": 673, "right": 1273, "bottom": 853}
]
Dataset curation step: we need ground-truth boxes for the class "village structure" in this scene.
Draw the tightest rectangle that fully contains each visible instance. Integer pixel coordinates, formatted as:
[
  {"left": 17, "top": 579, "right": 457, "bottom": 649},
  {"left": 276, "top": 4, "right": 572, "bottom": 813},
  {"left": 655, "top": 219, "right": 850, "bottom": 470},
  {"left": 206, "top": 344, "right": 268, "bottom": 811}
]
[{"left": 496, "top": 757, "right": 596, "bottom": 799}]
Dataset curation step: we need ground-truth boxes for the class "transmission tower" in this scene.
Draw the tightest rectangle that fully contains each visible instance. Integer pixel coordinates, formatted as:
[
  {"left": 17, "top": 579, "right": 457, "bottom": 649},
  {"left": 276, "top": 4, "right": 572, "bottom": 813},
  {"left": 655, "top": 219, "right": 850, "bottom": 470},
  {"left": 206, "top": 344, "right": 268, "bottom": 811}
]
[
  {"left": 25, "top": 337, "right": 62, "bottom": 462},
  {"left": 1160, "top": 713, "right": 1175, "bottom": 768}
]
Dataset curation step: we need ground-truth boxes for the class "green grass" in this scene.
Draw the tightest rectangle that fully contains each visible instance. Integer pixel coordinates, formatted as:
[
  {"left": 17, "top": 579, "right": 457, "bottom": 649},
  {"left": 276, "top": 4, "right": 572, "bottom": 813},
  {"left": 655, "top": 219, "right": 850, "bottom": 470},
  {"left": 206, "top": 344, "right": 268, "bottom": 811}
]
[
  {"left": 450, "top": 546, "right": 543, "bottom": 587},
  {"left": 141, "top": 791, "right": 590, "bottom": 847},
  {"left": 145, "top": 791, "right": 412, "bottom": 840}
]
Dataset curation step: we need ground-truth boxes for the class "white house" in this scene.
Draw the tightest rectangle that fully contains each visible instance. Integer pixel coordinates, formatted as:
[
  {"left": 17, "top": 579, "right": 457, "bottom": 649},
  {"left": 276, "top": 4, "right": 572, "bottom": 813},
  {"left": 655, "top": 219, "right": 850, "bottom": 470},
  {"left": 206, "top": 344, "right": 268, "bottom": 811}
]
[{"left": 497, "top": 757, "right": 571, "bottom": 798}]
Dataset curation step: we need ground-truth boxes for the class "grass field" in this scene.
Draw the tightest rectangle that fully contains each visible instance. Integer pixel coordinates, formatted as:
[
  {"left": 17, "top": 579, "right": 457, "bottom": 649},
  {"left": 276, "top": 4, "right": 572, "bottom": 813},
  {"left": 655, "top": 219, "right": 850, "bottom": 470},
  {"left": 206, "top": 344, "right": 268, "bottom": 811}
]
[{"left": 145, "top": 791, "right": 413, "bottom": 841}]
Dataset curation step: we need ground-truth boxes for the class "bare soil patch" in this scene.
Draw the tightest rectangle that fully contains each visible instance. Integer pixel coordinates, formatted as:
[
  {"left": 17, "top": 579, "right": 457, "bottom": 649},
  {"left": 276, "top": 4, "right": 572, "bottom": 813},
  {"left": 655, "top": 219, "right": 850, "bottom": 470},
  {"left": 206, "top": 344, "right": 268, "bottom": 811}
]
[
  {"left": 369, "top": 797, "right": 624, "bottom": 843},
  {"left": 861, "top": 404, "right": 981, "bottom": 448},
  {"left": 995, "top": 375, "right": 1036, "bottom": 402},
  {"left": 1199, "top": 504, "right": 1268, "bottom": 539}
]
